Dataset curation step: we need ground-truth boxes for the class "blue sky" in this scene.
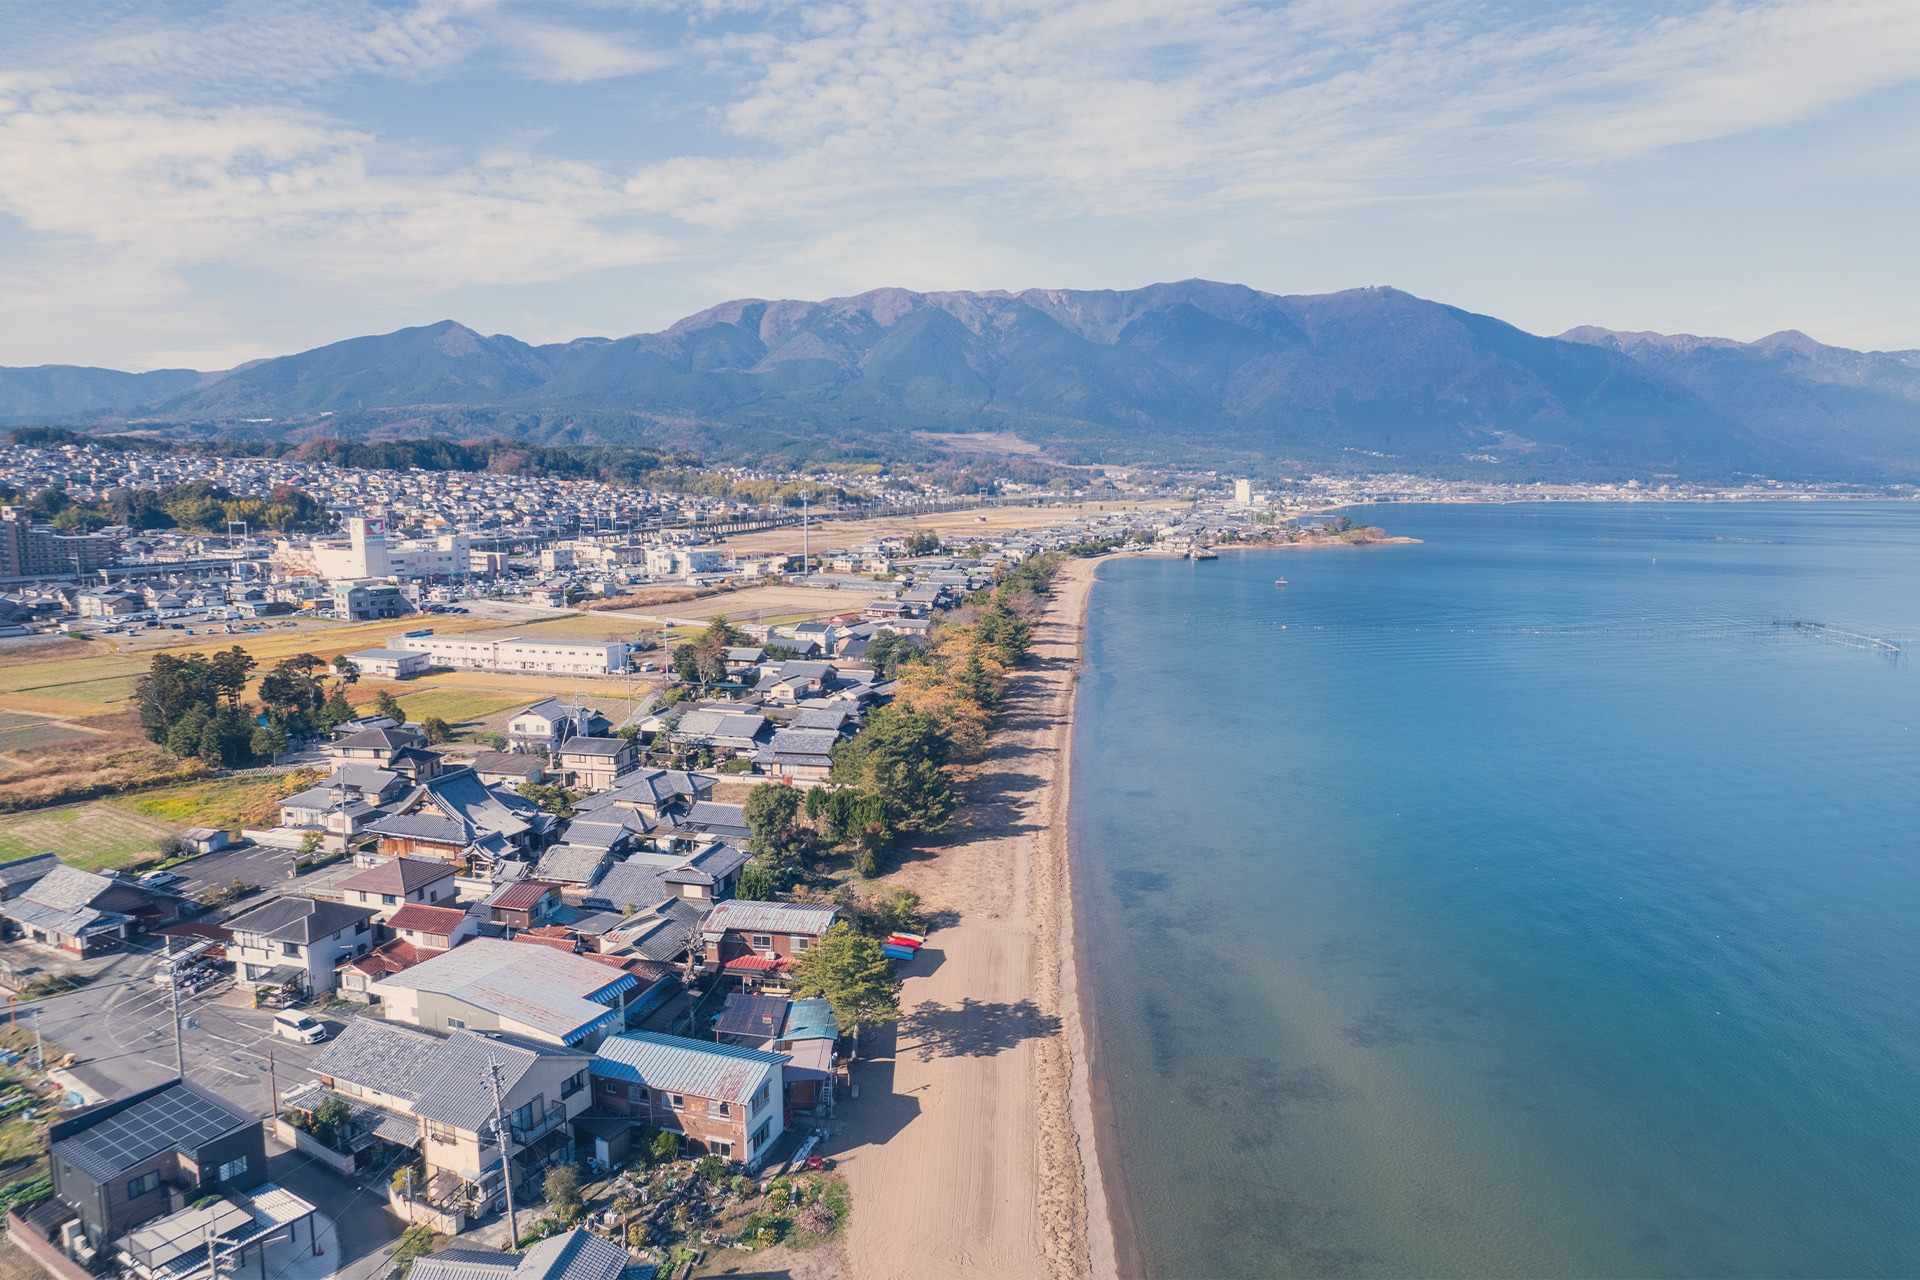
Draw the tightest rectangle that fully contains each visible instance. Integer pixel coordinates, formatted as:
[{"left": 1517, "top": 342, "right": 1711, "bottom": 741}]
[{"left": 1, "top": 0, "right": 1917, "bottom": 370}]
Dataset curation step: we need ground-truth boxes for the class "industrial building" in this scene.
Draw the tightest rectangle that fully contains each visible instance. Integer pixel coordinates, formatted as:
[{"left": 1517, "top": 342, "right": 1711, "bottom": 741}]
[{"left": 387, "top": 629, "right": 630, "bottom": 676}]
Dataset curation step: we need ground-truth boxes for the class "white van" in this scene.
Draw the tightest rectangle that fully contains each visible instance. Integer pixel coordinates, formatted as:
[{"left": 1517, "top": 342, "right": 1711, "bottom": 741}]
[{"left": 272, "top": 1011, "right": 327, "bottom": 1044}]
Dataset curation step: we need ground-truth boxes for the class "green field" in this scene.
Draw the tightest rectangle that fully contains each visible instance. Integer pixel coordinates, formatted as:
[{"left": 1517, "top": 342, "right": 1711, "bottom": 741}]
[
  {"left": 0, "top": 803, "right": 178, "bottom": 871},
  {"left": 0, "top": 723, "right": 94, "bottom": 753},
  {"left": 502, "top": 614, "right": 651, "bottom": 640},
  {"left": 0, "top": 655, "right": 144, "bottom": 696}
]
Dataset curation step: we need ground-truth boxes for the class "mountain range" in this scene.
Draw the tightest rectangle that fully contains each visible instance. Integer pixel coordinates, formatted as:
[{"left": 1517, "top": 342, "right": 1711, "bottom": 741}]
[{"left": 4, "top": 281, "right": 1917, "bottom": 481}]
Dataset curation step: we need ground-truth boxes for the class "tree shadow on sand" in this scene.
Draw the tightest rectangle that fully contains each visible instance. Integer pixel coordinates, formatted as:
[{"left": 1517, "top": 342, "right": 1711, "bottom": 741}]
[{"left": 897, "top": 998, "right": 1063, "bottom": 1062}]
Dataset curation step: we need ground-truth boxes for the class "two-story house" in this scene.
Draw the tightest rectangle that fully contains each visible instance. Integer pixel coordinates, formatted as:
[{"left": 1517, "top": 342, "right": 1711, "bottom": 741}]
[
  {"left": 588, "top": 1031, "right": 787, "bottom": 1169},
  {"left": 329, "top": 725, "right": 442, "bottom": 781},
  {"left": 223, "top": 896, "right": 379, "bottom": 996},
  {"left": 337, "top": 858, "right": 460, "bottom": 925},
  {"left": 554, "top": 737, "right": 639, "bottom": 791},
  {"left": 365, "top": 768, "right": 560, "bottom": 868},
  {"left": 697, "top": 900, "right": 838, "bottom": 991},
  {"left": 368, "top": 937, "right": 641, "bottom": 1047},
  {"left": 480, "top": 880, "right": 563, "bottom": 932},
  {"left": 506, "top": 699, "right": 610, "bottom": 757},
  {"left": 304, "top": 1020, "right": 591, "bottom": 1220},
  {"left": 48, "top": 1080, "right": 264, "bottom": 1251}
]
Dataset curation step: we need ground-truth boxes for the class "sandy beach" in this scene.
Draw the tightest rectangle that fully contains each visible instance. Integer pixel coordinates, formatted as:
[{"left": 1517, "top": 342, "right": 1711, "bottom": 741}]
[{"left": 831, "top": 557, "right": 1116, "bottom": 1280}]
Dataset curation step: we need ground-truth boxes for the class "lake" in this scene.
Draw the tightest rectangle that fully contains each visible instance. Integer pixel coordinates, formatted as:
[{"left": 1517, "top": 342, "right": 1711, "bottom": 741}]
[{"left": 1072, "top": 502, "right": 1920, "bottom": 1277}]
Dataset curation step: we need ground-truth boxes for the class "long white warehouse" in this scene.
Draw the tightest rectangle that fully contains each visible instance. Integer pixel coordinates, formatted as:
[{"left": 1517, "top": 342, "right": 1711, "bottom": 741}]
[{"left": 387, "top": 629, "right": 630, "bottom": 676}]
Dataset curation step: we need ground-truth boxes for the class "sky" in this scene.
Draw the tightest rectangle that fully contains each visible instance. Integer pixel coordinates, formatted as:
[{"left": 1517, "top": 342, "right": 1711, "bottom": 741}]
[{"left": 2, "top": 0, "right": 1918, "bottom": 371}]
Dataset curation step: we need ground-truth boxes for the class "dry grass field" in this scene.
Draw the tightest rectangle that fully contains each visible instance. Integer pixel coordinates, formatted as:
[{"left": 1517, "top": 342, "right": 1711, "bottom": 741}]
[
  {"left": 601, "top": 582, "right": 881, "bottom": 624},
  {"left": 0, "top": 801, "right": 180, "bottom": 869}
]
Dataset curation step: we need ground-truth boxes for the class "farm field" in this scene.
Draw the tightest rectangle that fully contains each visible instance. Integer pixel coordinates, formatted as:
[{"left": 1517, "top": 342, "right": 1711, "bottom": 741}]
[
  {"left": 0, "top": 722, "right": 95, "bottom": 753},
  {"left": 0, "top": 802, "right": 178, "bottom": 871},
  {"left": 118, "top": 770, "right": 317, "bottom": 830}
]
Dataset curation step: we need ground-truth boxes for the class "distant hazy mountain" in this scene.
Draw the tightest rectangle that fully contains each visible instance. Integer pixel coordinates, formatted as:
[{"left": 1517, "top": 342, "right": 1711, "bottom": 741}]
[
  {"left": 1557, "top": 325, "right": 1920, "bottom": 476},
  {"left": 0, "top": 365, "right": 204, "bottom": 421},
  {"left": 5, "top": 281, "right": 1918, "bottom": 481}
]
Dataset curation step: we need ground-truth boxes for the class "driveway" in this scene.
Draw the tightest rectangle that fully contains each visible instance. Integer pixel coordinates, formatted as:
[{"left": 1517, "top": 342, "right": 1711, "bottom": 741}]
[{"left": 168, "top": 842, "right": 306, "bottom": 896}]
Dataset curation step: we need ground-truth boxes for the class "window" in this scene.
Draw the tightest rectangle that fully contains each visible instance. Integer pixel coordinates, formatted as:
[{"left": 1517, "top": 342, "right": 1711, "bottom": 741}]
[
  {"left": 751, "top": 1120, "right": 771, "bottom": 1150},
  {"left": 357, "top": 891, "right": 370, "bottom": 903},
  {"left": 710, "top": 1140, "right": 733, "bottom": 1159},
  {"left": 280, "top": 942, "right": 300, "bottom": 958},
  {"left": 356, "top": 919, "right": 371, "bottom": 933},
  {"left": 561, "top": 1070, "right": 585, "bottom": 1099},
  {"left": 750, "top": 934, "right": 772, "bottom": 951},
  {"left": 793, "top": 936, "right": 811, "bottom": 954},
  {"left": 127, "top": 1171, "right": 161, "bottom": 1200},
  {"left": 381, "top": 894, "right": 396, "bottom": 906},
  {"left": 668, "top": 1094, "right": 684, "bottom": 1109},
  {"left": 217, "top": 1156, "right": 248, "bottom": 1182},
  {"left": 633, "top": 1088, "right": 649, "bottom": 1105},
  {"left": 712, "top": 1100, "right": 732, "bottom": 1117},
  {"left": 446, "top": 1016, "right": 466, "bottom": 1030}
]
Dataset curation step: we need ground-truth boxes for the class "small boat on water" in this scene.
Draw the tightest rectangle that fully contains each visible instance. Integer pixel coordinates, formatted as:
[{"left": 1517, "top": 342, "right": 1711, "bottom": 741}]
[
  {"left": 1274, "top": 577, "right": 1289, "bottom": 586},
  {"left": 1188, "top": 548, "right": 1218, "bottom": 560}
]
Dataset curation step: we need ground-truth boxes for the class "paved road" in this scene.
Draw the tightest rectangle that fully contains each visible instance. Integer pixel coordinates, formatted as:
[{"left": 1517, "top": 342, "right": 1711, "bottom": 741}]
[{"left": 24, "top": 942, "right": 343, "bottom": 1114}]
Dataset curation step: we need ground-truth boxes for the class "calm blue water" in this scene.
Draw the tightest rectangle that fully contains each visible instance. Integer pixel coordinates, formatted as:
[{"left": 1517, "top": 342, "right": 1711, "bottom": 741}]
[{"left": 1072, "top": 503, "right": 1920, "bottom": 1278}]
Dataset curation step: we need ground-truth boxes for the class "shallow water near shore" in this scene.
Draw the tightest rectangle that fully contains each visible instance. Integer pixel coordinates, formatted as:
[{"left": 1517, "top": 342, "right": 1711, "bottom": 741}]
[{"left": 1071, "top": 502, "right": 1920, "bottom": 1278}]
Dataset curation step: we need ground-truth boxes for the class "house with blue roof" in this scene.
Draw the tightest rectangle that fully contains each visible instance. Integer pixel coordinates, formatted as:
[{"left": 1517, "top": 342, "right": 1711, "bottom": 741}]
[{"left": 589, "top": 1031, "right": 788, "bottom": 1170}]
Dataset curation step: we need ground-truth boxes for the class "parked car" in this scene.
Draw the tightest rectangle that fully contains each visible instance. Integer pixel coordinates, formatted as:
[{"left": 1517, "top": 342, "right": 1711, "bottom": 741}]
[
  {"left": 272, "top": 1011, "right": 327, "bottom": 1043},
  {"left": 139, "top": 870, "right": 184, "bottom": 888}
]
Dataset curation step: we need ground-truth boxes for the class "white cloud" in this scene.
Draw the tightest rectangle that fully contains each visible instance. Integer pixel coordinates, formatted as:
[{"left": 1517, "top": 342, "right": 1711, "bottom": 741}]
[{"left": 1, "top": 0, "right": 1918, "bottom": 365}]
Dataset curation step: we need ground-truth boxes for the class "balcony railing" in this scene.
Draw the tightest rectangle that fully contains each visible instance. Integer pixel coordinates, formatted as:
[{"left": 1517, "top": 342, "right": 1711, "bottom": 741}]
[{"left": 509, "top": 1102, "right": 566, "bottom": 1144}]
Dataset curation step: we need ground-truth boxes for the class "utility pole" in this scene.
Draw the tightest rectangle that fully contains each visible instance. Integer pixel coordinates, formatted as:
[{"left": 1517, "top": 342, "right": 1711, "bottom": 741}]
[
  {"left": 165, "top": 936, "right": 185, "bottom": 1081},
  {"left": 801, "top": 493, "right": 809, "bottom": 579},
  {"left": 31, "top": 1009, "right": 43, "bottom": 1073},
  {"left": 266, "top": 1048, "right": 279, "bottom": 1119},
  {"left": 487, "top": 1060, "right": 519, "bottom": 1251}
]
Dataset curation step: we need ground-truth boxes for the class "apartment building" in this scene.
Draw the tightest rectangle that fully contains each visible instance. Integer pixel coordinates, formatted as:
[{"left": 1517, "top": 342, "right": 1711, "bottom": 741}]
[{"left": 388, "top": 631, "right": 629, "bottom": 677}]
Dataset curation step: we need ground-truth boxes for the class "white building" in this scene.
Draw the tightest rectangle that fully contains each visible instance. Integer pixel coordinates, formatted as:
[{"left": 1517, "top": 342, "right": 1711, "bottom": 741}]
[
  {"left": 344, "top": 648, "right": 430, "bottom": 679},
  {"left": 1234, "top": 478, "right": 1253, "bottom": 506},
  {"left": 307, "top": 516, "right": 473, "bottom": 582},
  {"left": 388, "top": 629, "right": 629, "bottom": 676}
]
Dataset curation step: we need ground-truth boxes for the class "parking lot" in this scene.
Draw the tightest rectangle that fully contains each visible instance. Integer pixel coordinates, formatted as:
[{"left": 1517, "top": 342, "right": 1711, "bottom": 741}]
[{"left": 17, "top": 939, "right": 341, "bottom": 1114}]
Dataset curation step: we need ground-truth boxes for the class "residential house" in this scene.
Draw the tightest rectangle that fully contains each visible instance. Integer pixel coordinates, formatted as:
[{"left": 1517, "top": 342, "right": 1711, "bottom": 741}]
[
  {"left": 276, "top": 766, "right": 408, "bottom": 840},
  {"left": 302, "top": 1020, "right": 591, "bottom": 1216},
  {"left": 667, "top": 708, "right": 767, "bottom": 761},
  {"left": 0, "top": 865, "right": 187, "bottom": 955},
  {"left": 480, "top": 880, "right": 563, "bottom": 931},
  {"left": 337, "top": 857, "right": 459, "bottom": 924},
  {"left": 554, "top": 736, "right": 638, "bottom": 791},
  {"left": 47, "top": 1080, "right": 265, "bottom": 1250},
  {"left": 336, "top": 939, "right": 435, "bottom": 1001},
  {"left": 223, "top": 896, "right": 379, "bottom": 995},
  {"left": 329, "top": 726, "right": 442, "bottom": 781},
  {"left": 775, "top": 997, "right": 840, "bottom": 1113},
  {"left": 387, "top": 904, "right": 478, "bottom": 952},
  {"left": 368, "top": 937, "right": 643, "bottom": 1047},
  {"left": 721, "top": 647, "right": 764, "bottom": 677},
  {"left": 697, "top": 900, "right": 839, "bottom": 990},
  {"left": 569, "top": 769, "right": 714, "bottom": 823},
  {"left": 673, "top": 802, "right": 751, "bottom": 846},
  {"left": 0, "top": 852, "right": 59, "bottom": 901},
  {"left": 753, "top": 729, "right": 839, "bottom": 782},
  {"left": 506, "top": 700, "right": 610, "bottom": 757},
  {"left": 588, "top": 1031, "right": 787, "bottom": 1169},
  {"left": 532, "top": 846, "right": 611, "bottom": 889},
  {"left": 471, "top": 753, "right": 548, "bottom": 788},
  {"left": 711, "top": 993, "right": 787, "bottom": 1051},
  {"left": 410, "top": 1229, "right": 639, "bottom": 1280},
  {"left": 365, "top": 768, "right": 560, "bottom": 868}
]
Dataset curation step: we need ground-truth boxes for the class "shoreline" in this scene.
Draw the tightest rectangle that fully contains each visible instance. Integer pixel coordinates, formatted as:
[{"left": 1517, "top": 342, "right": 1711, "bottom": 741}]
[{"left": 833, "top": 554, "right": 1115, "bottom": 1279}]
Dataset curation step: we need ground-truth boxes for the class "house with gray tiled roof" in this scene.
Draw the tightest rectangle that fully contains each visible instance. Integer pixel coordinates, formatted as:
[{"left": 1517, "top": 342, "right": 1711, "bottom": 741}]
[
  {"left": 224, "top": 895, "right": 378, "bottom": 995},
  {"left": 411, "top": 1229, "right": 646, "bottom": 1280},
  {"left": 301, "top": 1020, "right": 591, "bottom": 1223}
]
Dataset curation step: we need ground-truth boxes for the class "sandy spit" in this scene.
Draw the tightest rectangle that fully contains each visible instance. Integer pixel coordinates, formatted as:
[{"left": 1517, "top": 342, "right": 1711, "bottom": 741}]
[{"left": 832, "top": 557, "right": 1117, "bottom": 1280}]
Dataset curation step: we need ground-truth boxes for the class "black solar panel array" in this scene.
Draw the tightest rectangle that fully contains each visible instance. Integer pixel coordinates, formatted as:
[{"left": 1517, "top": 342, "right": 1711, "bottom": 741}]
[{"left": 57, "top": 1084, "right": 253, "bottom": 1182}]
